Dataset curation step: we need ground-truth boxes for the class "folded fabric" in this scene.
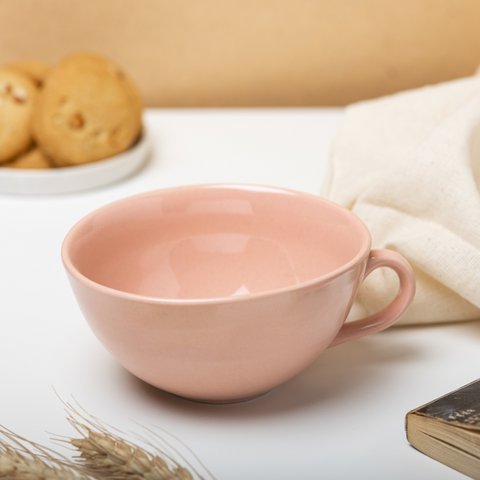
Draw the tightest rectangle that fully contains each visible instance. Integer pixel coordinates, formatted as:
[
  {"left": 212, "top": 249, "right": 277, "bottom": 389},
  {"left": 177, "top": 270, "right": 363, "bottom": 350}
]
[{"left": 321, "top": 73, "right": 480, "bottom": 325}]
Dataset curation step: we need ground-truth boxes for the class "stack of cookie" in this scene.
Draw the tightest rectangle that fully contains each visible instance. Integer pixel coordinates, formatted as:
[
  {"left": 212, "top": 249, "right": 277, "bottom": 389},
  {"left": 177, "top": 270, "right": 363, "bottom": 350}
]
[{"left": 0, "top": 53, "right": 143, "bottom": 169}]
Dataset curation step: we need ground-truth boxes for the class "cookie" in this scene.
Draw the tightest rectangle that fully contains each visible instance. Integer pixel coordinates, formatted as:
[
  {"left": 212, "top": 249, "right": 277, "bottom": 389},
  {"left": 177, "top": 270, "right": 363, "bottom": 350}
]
[
  {"left": 5, "top": 147, "right": 53, "bottom": 169},
  {"left": 6, "top": 61, "right": 51, "bottom": 87},
  {"left": 0, "top": 68, "right": 38, "bottom": 164},
  {"left": 33, "top": 53, "right": 142, "bottom": 167}
]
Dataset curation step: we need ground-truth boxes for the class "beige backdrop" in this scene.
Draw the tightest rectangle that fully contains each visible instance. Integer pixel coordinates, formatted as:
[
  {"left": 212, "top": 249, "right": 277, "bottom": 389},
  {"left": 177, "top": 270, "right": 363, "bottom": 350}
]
[{"left": 1, "top": 0, "right": 480, "bottom": 107}]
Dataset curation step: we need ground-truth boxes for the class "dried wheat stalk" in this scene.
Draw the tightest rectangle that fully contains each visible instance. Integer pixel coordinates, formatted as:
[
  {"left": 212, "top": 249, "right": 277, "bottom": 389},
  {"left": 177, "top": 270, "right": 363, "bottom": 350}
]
[
  {"left": 57, "top": 400, "right": 213, "bottom": 480},
  {"left": 0, "top": 426, "right": 92, "bottom": 480},
  {"left": 69, "top": 430, "right": 193, "bottom": 480}
]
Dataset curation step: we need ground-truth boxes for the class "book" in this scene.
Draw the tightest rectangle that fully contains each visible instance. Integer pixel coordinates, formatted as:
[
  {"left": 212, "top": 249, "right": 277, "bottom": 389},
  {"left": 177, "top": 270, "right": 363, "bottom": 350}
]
[{"left": 406, "top": 379, "right": 480, "bottom": 479}]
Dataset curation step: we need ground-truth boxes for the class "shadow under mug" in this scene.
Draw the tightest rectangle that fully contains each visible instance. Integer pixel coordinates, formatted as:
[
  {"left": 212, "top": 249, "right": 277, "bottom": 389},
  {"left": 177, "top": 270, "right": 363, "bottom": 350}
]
[{"left": 62, "top": 184, "right": 416, "bottom": 403}]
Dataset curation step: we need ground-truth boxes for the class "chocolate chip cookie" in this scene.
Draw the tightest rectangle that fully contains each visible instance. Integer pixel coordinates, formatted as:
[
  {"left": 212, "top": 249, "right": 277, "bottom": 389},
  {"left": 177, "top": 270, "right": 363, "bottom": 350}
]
[{"left": 33, "top": 53, "right": 142, "bottom": 167}]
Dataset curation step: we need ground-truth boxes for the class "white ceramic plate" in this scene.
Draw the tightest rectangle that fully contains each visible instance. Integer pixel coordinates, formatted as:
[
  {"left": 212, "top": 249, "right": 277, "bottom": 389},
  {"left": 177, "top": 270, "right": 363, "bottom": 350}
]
[{"left": 0, "top": 129, "right": 151, "bottom": 195}]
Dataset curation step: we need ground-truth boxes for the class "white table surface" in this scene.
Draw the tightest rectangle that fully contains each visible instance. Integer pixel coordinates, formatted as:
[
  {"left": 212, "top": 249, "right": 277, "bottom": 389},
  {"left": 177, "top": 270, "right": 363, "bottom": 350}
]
[{"left": 1, "top": 108, "right": 479, "bottom": 480}]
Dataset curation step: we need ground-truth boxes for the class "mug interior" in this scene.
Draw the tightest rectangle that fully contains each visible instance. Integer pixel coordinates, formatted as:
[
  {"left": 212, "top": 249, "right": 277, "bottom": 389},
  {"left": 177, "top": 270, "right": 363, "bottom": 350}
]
[{"left": 64, "top": 185, "right": 370, "bottom": 300}]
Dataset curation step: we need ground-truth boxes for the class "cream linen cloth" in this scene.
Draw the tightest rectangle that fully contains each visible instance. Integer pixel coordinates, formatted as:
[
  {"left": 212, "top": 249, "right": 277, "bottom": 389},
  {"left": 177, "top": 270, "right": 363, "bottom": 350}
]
[{"left": 321, "top": 74, "right": 480, "bottom": 325}]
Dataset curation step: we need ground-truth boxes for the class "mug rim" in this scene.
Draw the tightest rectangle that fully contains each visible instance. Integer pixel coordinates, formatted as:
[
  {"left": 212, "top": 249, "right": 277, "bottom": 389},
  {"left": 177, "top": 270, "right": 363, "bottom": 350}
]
[{"left": 61, "top": 183, "right": 372, "bottom": 305}]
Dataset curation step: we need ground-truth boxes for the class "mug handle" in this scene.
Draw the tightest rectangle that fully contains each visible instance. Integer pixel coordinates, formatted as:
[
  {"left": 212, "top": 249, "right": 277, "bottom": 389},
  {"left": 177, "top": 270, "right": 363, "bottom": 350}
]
[{"left": 329, "top": 249, "right": 416, "bottom": 348}]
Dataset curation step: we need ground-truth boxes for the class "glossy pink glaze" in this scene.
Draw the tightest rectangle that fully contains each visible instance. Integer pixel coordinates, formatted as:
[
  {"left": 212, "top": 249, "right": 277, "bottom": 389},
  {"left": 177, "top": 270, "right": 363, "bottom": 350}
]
[{"left": 62, "top": 184, "right": 415, "bottom": 403}]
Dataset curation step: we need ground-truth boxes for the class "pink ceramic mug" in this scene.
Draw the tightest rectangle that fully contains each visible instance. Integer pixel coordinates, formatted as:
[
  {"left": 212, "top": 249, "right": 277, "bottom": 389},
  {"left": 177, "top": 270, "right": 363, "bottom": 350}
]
[{"left": 62, "top": 184, "right": 415, "bottom": 403}]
